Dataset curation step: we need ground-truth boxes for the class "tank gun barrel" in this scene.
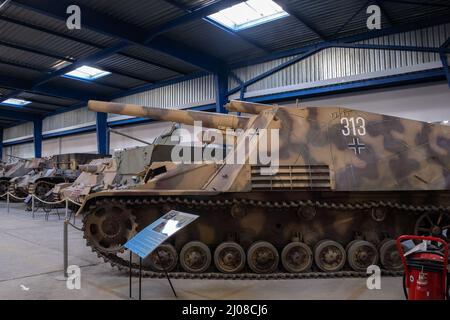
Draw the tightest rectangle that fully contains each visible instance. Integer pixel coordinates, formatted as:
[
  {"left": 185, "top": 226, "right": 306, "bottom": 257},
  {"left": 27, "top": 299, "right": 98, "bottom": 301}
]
[
  {"left": 79, "top": 164, "right": 99, "bottom": 173},
  {"left": 88, "top": 100, "right": 249, "bottom": 129},
  {"left": 6, "top": 154, "right": 28, "bottom": 161},
  {"left": 225, "top": 100, "right": 274, "bottom": 114}
]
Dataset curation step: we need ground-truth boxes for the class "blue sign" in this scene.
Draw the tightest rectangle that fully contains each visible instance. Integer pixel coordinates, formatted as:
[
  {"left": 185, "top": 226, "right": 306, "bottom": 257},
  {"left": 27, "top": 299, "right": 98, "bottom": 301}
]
[{"left": 124, "top": 210, "right": 199, "bottom": 258}]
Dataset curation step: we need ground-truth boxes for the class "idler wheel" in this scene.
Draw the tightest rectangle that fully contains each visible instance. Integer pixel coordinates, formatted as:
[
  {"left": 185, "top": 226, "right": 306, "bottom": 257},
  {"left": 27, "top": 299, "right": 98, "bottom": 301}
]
[
  {"left": 145, "top": 243, "right": 178, "bottom": 272},
  {"left": 34, "top": 181, "right": 53, "bottom": 199},
  {"left": 230, "top": 204, "right": 246, "bottom": 219},
  {"left": 281, "top": 242, "right": 313, "bottom": 273},
  {"left": 296, "top": 206, "right": 316, "bottom": 221},
  {"left": 314, "top": 240, "right": 346, "bottom": 272},
  {"left": 214, "top": 242, "right": 246, "bottom": 273},
  {"left": 347, "top": 240, "right": 378, "bottom": 272},
  {"left": 247, "top": 241, "right": 279, "bottom": 273},
  {"left": 180, "top": 241, "right": 211, "bottom": 273},
  {"left": 379, "top": 239, "right": 403, "bottom": 271},
  {"left": 84, "top": 202, "right": 137, "bottom": 253},
  {"left": 371, "top": 207, "right": 386, "bottom": 222},
  {"left": 414, "top": 212, "right": 450, "bottom": 241},
  {"left": 0, "top": 181, "right": 9, "bottom": 197}
]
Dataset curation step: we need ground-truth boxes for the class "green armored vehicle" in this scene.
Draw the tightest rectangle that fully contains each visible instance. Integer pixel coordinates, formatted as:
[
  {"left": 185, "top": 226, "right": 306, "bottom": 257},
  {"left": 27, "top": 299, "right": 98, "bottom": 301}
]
[
  {"left": 10, "top": 153, "right": 104, "bottom": 199},
  {"left": 1, "top": 158, "right": 47, "bottom": 199},
  {"left": 76, "top": 100, "right": 450, "bottom": 279},
  {"left": 52, "top": 126, "right": 178, "bottom": 205}
]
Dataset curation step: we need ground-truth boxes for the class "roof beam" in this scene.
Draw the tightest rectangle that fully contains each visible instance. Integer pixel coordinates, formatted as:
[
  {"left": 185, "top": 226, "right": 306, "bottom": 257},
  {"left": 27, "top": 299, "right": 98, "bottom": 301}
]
[
  {"left": 0, "top": 108, "right": 40, "bottom": 121},
  {"left": 0, "top": 15, "right": 186, "bottom": 75},
  {"left": 0, "top": 39, "right": 154, "bottom": 83},
  {"left": 0, "top": 57, "right": 127, "bottom": 91},
  {"left": 144, "top": 0, "right": 243, "bottom": 41},
  {"left": 0, "top": 75, "right": 109, "bottom": 101},
  {"left": 331, "top": 0, "right": 371, "bottom": 38},
  {"left": 163, "top": 0, "right": 271, "bottom": 53},
  {"left": 31, "top": 41, "right": 129, "bottom": 88},
  {"left": 0, "top": 58, "right": 47, "bottom": 73},
  {"left": 0, "top": 40, "right": 71, "bottom": 62},
  {"left": 231, "top": 15, "right": 450, "bottom": 68},
  {"left": 17, "top": 98, "right": 63, "bottom": 110},
  {"left": 17, "top": 98, "right": 65, "bottom": 109},
  {"left": 13, "top": 0, "right": 226, "bottom": 73},
  {"left": 375, "top": 0, "right": 396, "bottom": 27},
  {"left": 0, "top": 104, "right": 50, "bottom": 114},
  {"left": 278, "top": 2, "right": 327, "bottom": 40}
]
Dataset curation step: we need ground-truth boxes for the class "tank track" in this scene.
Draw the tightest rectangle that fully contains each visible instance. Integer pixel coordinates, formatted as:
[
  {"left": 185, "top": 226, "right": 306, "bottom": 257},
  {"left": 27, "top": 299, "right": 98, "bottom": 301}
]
[{"left": 80, "top": 195, "right": 450, "bottom": 279}]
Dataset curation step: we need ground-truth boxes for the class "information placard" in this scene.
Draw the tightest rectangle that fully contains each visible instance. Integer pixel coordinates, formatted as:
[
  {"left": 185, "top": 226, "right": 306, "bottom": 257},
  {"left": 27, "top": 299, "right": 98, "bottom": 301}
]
[{"left": 124, "top": 210, "right": 199, "bottom": 258}]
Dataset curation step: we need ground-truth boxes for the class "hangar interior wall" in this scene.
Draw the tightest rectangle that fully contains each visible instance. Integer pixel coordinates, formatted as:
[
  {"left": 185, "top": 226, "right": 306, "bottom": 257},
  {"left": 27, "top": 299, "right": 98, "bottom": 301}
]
[
  {"left": 2, "top": 23, "right": 450, "bottom": 160},
  {"left": 229, "top": 24, "right": 450, "bottom": 99},
  {"left": 3, "top": 80, "right": 450, "bottom": 160}
]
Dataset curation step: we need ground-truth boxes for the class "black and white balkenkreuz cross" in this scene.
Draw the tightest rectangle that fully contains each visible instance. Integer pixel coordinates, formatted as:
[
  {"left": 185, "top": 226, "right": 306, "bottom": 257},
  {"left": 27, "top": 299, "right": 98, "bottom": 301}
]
[{"left": 348, "top": 137, "right": 366, "bottom": 154}]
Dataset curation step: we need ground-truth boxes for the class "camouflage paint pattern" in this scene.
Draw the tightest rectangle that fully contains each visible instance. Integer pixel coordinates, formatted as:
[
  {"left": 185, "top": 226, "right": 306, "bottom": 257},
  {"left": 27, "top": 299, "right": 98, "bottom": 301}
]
[
  {"left": 9, "top": 153, "right": 104, "bottom": 198},
  {"left": 79, "top": 100, "right": 450, "bottom": 271}
]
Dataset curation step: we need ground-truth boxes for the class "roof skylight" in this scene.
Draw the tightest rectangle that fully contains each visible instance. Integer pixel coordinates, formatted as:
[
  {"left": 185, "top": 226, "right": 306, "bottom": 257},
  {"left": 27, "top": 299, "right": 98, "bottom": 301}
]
[
  {"left": 65, "top": 65, "right": 111, "bottom": 80},
  {"left": 1, "top": 98, "right": 32, "bottom": 106},
  {"left": 208, "top": 0, "right": 288, "bottom": 31}
]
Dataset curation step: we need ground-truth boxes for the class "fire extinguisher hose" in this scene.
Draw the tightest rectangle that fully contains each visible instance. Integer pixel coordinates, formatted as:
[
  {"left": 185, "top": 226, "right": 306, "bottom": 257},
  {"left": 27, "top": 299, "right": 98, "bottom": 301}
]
[{"left": 402, "top": 272, "right": 408, "bottom": 299}]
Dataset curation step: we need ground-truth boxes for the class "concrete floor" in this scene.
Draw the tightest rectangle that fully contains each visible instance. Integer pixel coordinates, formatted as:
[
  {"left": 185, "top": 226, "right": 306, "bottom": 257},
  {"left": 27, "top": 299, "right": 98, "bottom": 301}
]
[{"left": 0, "top": 202, "right": 405, "bottom": 300}]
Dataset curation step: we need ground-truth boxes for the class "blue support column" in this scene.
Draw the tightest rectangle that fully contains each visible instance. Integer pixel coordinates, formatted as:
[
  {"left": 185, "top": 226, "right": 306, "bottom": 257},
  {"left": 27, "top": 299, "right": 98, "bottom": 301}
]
[
  {"left": 96, "top": 112, "right": 109, "bottom": 155},
  {"left": 215, "top": 71, "right": 228, "bottom": 113},
  {"left": 33, "top": 119, "right": 42, "bottom": 158}
]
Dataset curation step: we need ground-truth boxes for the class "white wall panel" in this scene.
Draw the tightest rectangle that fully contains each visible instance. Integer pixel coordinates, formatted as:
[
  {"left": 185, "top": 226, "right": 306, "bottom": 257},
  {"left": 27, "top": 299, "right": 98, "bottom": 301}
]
[
  {"left": 60, "top": 133, "right": 97, "bottom": 154},
  {"left": 112, "top": 75, "right": 215, "bottom": 112},
  {"left": 43, "top": 106, "right": 94, "bottom": 132},
  {"left": 42, "top": 138, "right": 61, "bottom": 157},
  {"left": 109, "top": 122, "right": 172, "bottom": 153},
  {"left": 40, "top": 133, "right": 97, "bottom": 156},
  {"left": 3, "top": 122, "right": 33, "bottom": 141},
  {"left": 230, "top": 23, "right": 450, "bottom": 98},
  {"left": 2, "top": 143, "right": 34, "bottom": 159},
  {"left": 283, "top": 82, "right": 450, "bottom": 123}
]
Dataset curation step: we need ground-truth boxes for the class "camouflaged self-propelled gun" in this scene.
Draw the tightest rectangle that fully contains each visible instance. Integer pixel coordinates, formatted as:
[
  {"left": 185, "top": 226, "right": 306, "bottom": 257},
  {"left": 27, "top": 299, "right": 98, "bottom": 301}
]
[
  {"left": 10, "top": 153, "right": 104, "bottom": 200},
  {"left": 1, "top": 158, "right": 47, "bottom": 198},
  {"left": 52, "top": 126, "right": 179, "bottom": 205},
  {"left": 78, "top": 100, "right": 450, "bottom": 279}
]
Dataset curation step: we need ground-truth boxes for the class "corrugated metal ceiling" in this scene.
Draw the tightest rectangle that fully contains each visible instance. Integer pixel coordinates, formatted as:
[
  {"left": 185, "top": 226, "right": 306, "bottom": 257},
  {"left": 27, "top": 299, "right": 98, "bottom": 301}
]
[
  {"left": 1, "top": 0, "right": 450, "bottom": 127},
  {"left": 74, "top": 0, "right": 186, "bottom": 30}
]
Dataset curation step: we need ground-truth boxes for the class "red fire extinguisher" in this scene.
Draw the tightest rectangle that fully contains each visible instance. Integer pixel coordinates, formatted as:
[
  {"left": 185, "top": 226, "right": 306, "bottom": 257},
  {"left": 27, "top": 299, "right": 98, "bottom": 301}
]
[{"left": 396, "top": 235, "right": 449, "bottom": 300}]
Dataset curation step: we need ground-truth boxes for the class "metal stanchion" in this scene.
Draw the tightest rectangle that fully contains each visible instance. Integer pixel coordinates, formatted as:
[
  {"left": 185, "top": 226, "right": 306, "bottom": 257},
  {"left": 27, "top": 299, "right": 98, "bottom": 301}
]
[
  {"left": 139, "top": 257, "right": 142, "bottom": 300},
  {"left": 65, "top": 199, "right": 68, "bottom": 220},
  {"left": 63, "top": 219, "right": 68, "bottom": 278},
  {"left": 156, "top": 249, "right": 177, "bottom": 297},
  {"left": 64, "top": 199, "right": 69, "bottom": 278},
  {"left": 55, "top": 199, "right": 72, "bottom": 281},
  {"left": 129, "top": 251, "right": 132, "bottom": 299},
  {"left": 31, "top": 195, "right": 35, "bottom": 219},
  {"left": 6, "top": 192, "right": 10, "bottom": 213}
]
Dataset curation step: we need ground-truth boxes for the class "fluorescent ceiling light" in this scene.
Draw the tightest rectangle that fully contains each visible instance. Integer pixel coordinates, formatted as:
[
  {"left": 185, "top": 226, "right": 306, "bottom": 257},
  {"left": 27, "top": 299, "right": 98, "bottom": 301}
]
[
  {"left": 1, "top": 98, "right": 31, "bottom": 106},
  {"left": 208, "top": 0, "right": 288, "bottom": 31},
  {"left": 65, "top": 65, "right": 110, "bottom": 80},
  {"left": 52, "top": 60, "right": 72, "bottom": 70}
]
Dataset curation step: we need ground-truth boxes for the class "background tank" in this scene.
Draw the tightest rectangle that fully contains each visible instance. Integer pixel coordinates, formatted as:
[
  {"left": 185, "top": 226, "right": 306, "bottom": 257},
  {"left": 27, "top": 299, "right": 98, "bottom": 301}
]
[
  {"left": 52, "top": 124, "right": 214, "bottom": 205},
  {"left": 52, "top": 125, "right": 178, "bottom": 204},
  {"left": 1, "top": 158, "right": 47, "bottom": 198},
  {"left": 10, "top": 153, "right": 105, "bottom": 199},
  {"left": 77, "top": 100, "right": 450, "bottom": 278}
]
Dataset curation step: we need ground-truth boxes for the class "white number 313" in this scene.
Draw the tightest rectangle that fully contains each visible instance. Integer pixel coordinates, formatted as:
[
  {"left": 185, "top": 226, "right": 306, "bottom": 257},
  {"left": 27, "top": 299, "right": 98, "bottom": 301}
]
[{"left": 341, "top": 117, "right": 366, "bottom": 136}]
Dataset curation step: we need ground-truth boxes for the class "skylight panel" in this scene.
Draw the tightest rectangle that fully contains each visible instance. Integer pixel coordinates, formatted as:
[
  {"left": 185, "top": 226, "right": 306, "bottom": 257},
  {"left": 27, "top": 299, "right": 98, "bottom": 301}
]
[
  {"left": 65, "top": 65, "right": 111, "bottom": 80},
  {"left": 1, "top": 98, "right": 31, "bottom": 106},
  {"left": 208, "top": 0, "right": 288, "bottom": 31}
]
